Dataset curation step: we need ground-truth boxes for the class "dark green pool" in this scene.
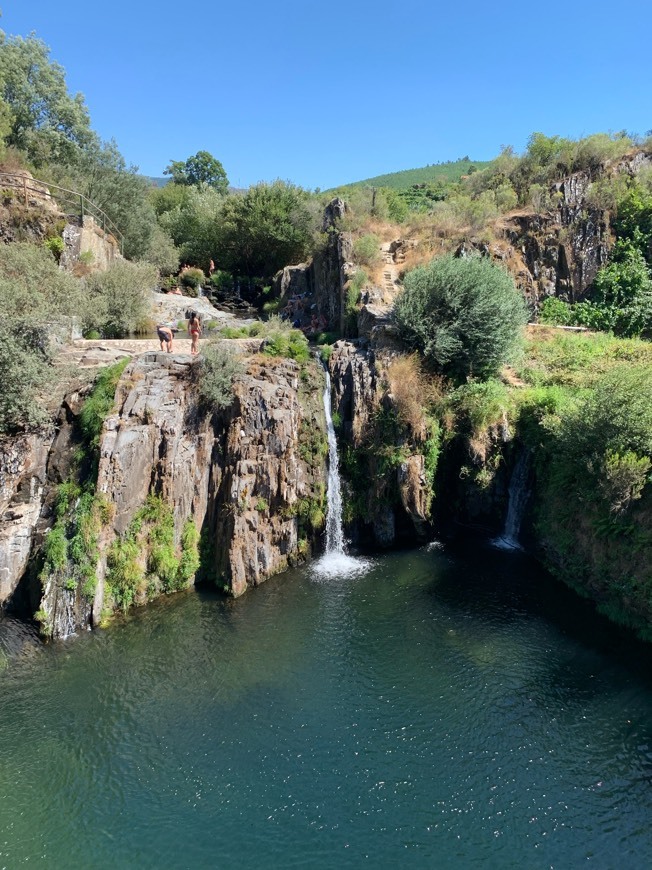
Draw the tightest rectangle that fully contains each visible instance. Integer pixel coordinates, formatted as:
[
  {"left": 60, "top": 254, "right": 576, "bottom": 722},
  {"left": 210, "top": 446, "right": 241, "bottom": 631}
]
[{"left": 2, "top": 543, "right": 652, "bottom": 868}]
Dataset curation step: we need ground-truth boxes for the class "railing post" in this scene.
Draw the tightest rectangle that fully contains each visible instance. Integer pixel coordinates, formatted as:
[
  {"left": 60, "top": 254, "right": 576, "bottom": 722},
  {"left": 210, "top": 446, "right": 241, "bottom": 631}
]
[{"left": 80, "top": 194, "right": 84, "bottom": 222}]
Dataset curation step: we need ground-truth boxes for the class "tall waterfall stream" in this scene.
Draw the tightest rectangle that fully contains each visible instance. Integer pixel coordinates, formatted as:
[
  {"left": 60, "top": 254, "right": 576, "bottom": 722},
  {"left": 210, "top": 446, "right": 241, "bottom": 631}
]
[{"left": 312, "top": 367, "right": 370, "bottom": 578}]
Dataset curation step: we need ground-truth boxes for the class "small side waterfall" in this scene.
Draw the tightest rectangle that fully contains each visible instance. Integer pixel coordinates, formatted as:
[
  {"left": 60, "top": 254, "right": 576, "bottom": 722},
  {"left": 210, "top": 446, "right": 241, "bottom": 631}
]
[
  {"left": 493, "top": 450, "right": 530, "bottom": 551},
  {"left": 312, "top": 366, "right": 370, "bottom": 578}
]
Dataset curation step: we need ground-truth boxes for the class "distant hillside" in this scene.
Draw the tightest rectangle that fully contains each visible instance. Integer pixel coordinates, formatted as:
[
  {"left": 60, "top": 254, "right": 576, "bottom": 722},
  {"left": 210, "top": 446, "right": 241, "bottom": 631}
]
[
  {"left": 337, "top": 158, "right": 494, "bottom": 191},
  {"left": 147, "top": 176, "right": 168, "bottom": 188}
]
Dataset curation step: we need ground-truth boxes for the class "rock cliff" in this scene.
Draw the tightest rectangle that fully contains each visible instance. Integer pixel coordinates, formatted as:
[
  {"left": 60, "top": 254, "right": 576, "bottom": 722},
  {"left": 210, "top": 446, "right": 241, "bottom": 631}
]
[
  {"left": 273, "top": 198, "right": 354, "bottom": 331},
  {"left": 0, "top": 431, "right": 55, "bottom": 606},
  {"left": 2, "top": 344, "right": 328, "bottom": 639}
]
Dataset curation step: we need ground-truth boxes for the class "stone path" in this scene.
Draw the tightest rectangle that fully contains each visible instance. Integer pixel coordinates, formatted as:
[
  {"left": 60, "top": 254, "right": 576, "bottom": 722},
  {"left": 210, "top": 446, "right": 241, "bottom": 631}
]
[{"left": 380, "top": 242, "right": 401, "bottom": 303}]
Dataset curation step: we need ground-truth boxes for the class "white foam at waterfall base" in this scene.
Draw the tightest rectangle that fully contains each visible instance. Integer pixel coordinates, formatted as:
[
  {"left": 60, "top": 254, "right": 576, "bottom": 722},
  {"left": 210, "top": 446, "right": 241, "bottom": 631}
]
[
  {"left": 311, "top": 550, "right": 373, "bottom": 579},
  {"left": 312, "top": 365, "right": 372, "bottom": 580}
]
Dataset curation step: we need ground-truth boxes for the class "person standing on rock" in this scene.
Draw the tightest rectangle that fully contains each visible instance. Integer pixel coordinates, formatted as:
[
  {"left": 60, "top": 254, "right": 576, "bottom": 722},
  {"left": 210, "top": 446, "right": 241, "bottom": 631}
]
[
  {"left": 156, "top": 323, "right": 174, "bottom": 353},
  {"left": 188, "top": 311, "right": 202, "bottom": 355}
]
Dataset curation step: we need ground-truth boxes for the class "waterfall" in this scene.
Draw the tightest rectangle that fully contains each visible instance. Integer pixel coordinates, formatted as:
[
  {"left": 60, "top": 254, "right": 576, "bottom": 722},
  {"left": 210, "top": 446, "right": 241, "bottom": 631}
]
[
  {"left": 493, "top": 450, "right": 530, "bottom": 551},
  {"left": 323, "top": 368, "right": 345, "bottom": 554},
  {"left": 312, "top": 365, "right": 370, "bottom": 578}
]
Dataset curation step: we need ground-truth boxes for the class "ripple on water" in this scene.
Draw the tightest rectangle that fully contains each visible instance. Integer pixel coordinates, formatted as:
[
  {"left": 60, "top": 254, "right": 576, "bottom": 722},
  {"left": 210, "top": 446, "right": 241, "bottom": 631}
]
[{"left": 3, "top": 549, "right": 652, "bottom": 869}]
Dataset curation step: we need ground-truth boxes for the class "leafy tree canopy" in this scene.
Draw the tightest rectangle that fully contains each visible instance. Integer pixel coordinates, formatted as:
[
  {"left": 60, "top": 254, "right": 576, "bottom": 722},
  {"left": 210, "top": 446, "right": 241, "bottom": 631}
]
[
  {"left": 46, "top": 137, "right": 160, "bottom": 260},
  {"left": 158, "top": 184, "right": 225, "bottom": 272},
  {"left": 218, "top": 181, "right": 313, "bottom": 282},
  {"left": 164, "top": 150, "right": 229, "bottom": 193},
  {"left": 394, "top": 254, "right": 527, "bottom": 381},
  {"left": 0, "top": 31, "right": 94, "bottom": 166}
]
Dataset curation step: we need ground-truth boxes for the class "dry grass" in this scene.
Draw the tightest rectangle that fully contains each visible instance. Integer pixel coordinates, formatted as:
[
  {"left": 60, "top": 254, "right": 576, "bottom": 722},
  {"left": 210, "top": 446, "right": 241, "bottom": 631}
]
[{"left": 386, "top": 354, "right": 445, "bottom": 439}]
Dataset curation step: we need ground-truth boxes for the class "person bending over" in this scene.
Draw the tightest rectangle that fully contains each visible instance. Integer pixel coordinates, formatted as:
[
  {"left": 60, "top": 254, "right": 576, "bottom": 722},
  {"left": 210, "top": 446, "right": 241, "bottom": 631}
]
[{"left": 156, "top": 323, "right": 174, "bottom": 353}]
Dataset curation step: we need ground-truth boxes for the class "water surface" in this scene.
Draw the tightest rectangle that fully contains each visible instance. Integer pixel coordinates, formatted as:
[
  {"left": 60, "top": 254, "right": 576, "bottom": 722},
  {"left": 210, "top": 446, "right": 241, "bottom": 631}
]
[{"left": 2, "top": 544, "right": 652, "bottom": 868}]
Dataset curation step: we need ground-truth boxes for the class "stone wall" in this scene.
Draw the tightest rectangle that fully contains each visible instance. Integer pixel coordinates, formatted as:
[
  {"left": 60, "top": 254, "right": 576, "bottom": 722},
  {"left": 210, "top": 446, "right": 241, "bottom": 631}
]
[{"left": 60, "top": 215, "right": 122, "bottom": 273}]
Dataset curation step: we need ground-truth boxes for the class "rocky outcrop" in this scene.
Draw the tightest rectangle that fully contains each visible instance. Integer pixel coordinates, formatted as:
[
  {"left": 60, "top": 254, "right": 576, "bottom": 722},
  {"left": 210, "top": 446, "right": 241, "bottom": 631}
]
[
  {"left": 273, "top": 198, "right": 354, "bottom": 331},
  {"left": 329, "top": 339, "right": 433, "bottom": 546},
  {"left": 207, "top": 355, "right": 326, "bottom": 595},
  {"left": 60, "top": 215, "right": 122, "bottom": 273},
  {"left": 0, "top": 431, "right": 55, "bottom": 607},
  {"left": 329, "top": 340, "right": 380, "bottom": 447},
  {"left": 29, "top": 348, "right": 328, "bottom": 636},
  {"left": 496, "top": 154, "right": 652, "bottom": 307},
  {"left": 501, "top": 194, "right": 610, "bottom": 306}
]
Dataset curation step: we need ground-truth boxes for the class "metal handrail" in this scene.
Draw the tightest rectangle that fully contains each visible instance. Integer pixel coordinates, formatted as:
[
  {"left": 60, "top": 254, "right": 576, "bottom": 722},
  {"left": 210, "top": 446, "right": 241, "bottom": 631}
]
[{"left": 0, "top": 172, "right": 124, "bottom": 253}]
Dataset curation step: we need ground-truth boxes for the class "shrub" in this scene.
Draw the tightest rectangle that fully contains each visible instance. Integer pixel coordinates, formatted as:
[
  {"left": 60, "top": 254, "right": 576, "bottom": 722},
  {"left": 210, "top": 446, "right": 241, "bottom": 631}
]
[
  {"left": 394, "top": 254, "right": 527, "bottom": 381},
  {"left": 177, "top": 520, "right": 200, "bottom": 585},
  {"left": 582, "top": 242, "right": 652, "bottom": 337},
  {"left": 353, "top": 233, "right": 381, "bottom": 267},
  {"left": 83, "top": 261, "right": 156, "bottom": 338},
  {"left": 196, "top": 341, "right": 242, "bottom": 409},
  {"left": 539, "top": 296, "right": 573, "bottom": 325},
  {"left": 0, "top": 323, "right": 52, "bottom": 432},
  {"left": 180, "top": 267, "right": 205, "bottom": 290},
  {"left": 44, "top": 236, "right": 64, "bottom": 262},
  {"left": 261, "top": 316, "right": 310, "bottom": 362}
]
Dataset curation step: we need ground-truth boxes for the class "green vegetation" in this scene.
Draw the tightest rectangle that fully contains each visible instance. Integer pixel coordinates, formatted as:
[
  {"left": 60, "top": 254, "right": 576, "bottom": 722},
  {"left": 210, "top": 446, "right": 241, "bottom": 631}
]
[
  {"left": 164, "top": 151, "right": 229, "bottom": 193},
  {"left": 195, "top": 341, "right": 242, "bottom": 409},
  {"left": 78, "top": 358, "right": 130, "bottom": 446},
  {"left": 179, "top": 267, "right": 205, "bottom": 291},
  {"left": 107, "top": 496, "right": 200, "bottom": 611},
  {"left": 537, "top": 164, "right": 652, "bottom": 339},
  {"left": 338, "top": 157, "right": 492, "bottom": 191},
  {"left": 352, "top": 233, "right": 382, "bottom": 267},
  {"left": 37, "top": 360, "right": 126, "bottom": 607},
  {"left": 83, "top": 261, "right": 156, "bottom": 338},
  {"left": 394, "top": 254, "right": 527, "bottom": 380},
  {"left": 218, "top": 317, "right": 310, "bottom": 362},
  {"left": 261, "top": 317, "right": 310, "bottom": 362},
  {"left": 218, "top": 181, "right": 314, "bottom": 283},
  {"left": 0, "top": 242, "right": 83, "bottom": 432}
]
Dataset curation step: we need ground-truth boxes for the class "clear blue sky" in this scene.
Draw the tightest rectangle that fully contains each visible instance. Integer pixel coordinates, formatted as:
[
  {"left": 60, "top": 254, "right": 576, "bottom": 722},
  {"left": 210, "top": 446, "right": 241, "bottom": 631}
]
[{"left": 3, "top": 0, "right": 651, "bottom": 189}]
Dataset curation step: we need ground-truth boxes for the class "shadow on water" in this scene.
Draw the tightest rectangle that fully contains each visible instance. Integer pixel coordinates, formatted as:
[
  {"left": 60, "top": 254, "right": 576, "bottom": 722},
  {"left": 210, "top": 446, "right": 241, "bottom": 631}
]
[{"left": 435, "top": 536, "right": 652, "bottom": 683}]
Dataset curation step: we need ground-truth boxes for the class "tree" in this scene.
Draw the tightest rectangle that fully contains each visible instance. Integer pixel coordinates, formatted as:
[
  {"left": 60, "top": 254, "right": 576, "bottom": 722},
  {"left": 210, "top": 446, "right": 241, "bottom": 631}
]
[
  {"left": 0, "top": 242, "right": 84, "bottom": 432},
  {"left": 613, "top": 182, "right": 652, "bottom": 265},
  {"left": 394, "top": 254, "right": 527, "bottom": 380},
  {"left": 218, "top": 181, "right": 314, "bottom": 283},
  {"left": 164, "top": 150, "right": 229, "bottom": 193},
  {"left": 158, "top": 184, "right": 225, "bottom": 270},
  {"left": 591, "top": 240, "right": 652, "bottom": 337},
  {"left": 150, "top": 182, "right": 190, "bottom": 217},
  {"left": 0, "top": 31, "right": 94, "bottom": 166},
  {"left": 47, "top": 138, "right": 161, "bottom": 260},
  {"left": 82, "top": 261, "right": 157, "bottom": 338}
]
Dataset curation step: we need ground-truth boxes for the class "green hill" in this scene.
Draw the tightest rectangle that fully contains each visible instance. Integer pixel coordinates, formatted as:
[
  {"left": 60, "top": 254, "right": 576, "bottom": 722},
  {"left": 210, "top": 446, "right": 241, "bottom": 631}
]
[{"left": 336, "top": 158, "right": 494, "bottom": 191}]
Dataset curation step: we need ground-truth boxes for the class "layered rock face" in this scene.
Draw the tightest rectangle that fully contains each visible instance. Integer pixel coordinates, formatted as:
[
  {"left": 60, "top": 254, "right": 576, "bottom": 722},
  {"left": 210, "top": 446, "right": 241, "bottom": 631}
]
[
  {"left": 502, "top": 172, "right": 610, "bottom": 306},
  {"left": 328, "top": 339, "right": 433, "bottom": 547},
  {"left": 33, "top": 348, "right": 327, "bottom": 636},
  {"left": 0, "top": 432, "right": 55, "bottom": 606},
  {"left": 273, "top": 197, "right": 354, "bottom": 331}
]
